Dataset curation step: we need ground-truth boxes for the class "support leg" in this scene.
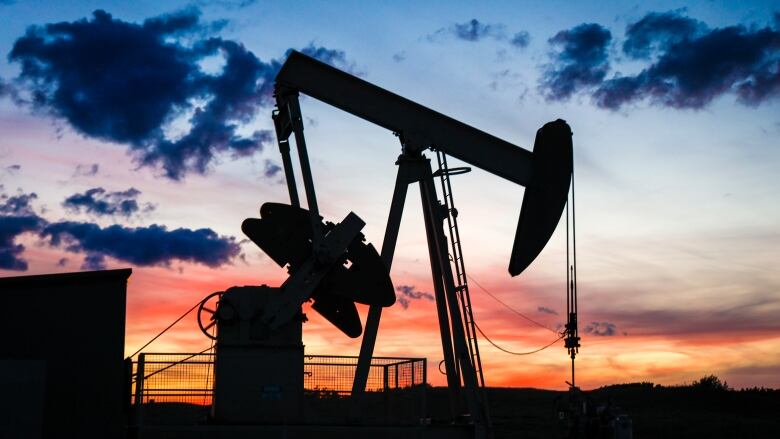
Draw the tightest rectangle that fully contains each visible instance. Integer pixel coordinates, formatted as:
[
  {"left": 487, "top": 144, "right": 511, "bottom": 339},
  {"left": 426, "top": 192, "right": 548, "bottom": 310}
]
[
  {"left": 287, "top": 96, "right": 323, "bottom": 244},
  {"left": 420, "top": 177, "right": 461, "bottom": 417},
  {"left": 277, "top": 139, "right": 300, "bottom": 208},
  {"left": 352, "top": 160, "right": 411, "bottom": 396},
  {"left": 420, "top": 164, "right": 488, "bottom": 435}
]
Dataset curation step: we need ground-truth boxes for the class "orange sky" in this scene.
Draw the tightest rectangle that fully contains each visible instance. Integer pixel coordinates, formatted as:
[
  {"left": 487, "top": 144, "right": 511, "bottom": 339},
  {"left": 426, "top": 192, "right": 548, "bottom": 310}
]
[{"left": 108, "top": 244, "right": 780, "bottom": 391}]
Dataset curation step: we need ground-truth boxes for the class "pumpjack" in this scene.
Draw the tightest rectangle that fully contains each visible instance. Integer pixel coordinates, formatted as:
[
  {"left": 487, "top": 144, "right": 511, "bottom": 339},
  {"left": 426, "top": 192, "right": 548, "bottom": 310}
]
[{"left": 199, "top": 51, "right": 573, "bottom": 438}]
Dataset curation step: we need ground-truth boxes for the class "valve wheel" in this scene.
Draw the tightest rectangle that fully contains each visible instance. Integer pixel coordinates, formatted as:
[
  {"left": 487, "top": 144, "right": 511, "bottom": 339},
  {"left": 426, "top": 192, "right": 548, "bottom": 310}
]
[{"left": 198, "top": 291, "right": 223, "bottom": 340}]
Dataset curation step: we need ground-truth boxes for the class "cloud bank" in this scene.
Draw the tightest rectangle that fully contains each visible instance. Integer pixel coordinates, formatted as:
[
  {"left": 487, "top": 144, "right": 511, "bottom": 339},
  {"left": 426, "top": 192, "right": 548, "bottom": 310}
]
[
  {"left": 40, "top": 221, "right": 241, "bottom": 269},
  {"left": 7, "top": 9, "right": 351, "bottom": 179},
  {"left": 0, "top": 186, "right": 241, "bottom": 271},
  {"left": 542, "top": 11, "right": 780, "bottom": 110}
]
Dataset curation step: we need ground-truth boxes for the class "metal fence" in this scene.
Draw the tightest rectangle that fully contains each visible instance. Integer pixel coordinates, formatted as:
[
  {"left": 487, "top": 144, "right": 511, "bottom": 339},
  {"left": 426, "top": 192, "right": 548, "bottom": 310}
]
[{"left": 132, "top": 353, "right": 426, "bottom": 406}]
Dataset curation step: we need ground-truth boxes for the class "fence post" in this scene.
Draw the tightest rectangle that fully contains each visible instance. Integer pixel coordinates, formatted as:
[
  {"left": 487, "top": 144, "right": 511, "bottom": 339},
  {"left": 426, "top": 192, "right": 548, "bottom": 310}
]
[
  {"left": 422, "top": 358, "right": 428, "bottom": 419},
  {"left": 124, "top": 357, "right": 133, "bottom": 413},
  {"left": 133, "top": 353, "right": 145, "bottom": 428}
]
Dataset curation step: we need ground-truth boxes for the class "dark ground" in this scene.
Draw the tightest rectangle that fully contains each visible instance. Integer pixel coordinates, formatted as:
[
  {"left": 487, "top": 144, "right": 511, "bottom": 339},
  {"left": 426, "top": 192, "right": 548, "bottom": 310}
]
[
  {"left": 138, "top": 381, "right": 780, "bottom": 438},
  {"left": 476, "top": 382, "right": 780, "bottom": 438}
]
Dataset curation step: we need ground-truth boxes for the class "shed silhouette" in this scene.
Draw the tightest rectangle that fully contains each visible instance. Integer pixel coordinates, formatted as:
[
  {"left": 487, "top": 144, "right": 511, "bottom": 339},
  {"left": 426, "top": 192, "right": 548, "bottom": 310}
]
[{"left": 0, "top": 268, "right": 131, "bottom": 439}]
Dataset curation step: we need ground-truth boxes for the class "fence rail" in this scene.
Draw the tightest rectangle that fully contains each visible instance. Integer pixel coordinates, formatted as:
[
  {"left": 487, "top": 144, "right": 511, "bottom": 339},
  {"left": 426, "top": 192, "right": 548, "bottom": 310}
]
[{"left": 132, "top": 353, "right": 426, "bottom": 406}]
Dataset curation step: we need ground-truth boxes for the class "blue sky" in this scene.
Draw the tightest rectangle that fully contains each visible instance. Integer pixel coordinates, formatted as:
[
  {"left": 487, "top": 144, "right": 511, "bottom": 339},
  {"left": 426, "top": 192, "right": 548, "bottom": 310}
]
[{"left": 1, "top": 0, "right": 779, "bottom": 389}]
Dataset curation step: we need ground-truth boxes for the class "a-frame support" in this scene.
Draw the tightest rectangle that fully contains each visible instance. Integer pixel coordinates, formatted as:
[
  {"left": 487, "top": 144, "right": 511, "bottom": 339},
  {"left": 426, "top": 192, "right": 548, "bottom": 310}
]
[
  {"left": 274, "top": 91, "right": 491, "bottom": 438},
  {"left": 349, "top": 150, "right": 490, "bottom": 437}
]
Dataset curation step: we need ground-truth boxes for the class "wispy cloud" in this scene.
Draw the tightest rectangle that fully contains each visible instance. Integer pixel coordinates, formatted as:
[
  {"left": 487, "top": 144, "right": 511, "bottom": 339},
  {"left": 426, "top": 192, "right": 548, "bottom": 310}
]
[
  {"left": 428, "top": 19, "right": 530, "bottom": 49},
  {"left": 395, "top": 284, "right": 434, "bottom": 310},
  {"left": 63, "top": 187, "right": 154, "bottom": 219},
  {"left": 584, "top": 321, "right": 618, "bottom": 336},
  {"left": 72, "top": 163, "right": 99, "bottom": 178}
]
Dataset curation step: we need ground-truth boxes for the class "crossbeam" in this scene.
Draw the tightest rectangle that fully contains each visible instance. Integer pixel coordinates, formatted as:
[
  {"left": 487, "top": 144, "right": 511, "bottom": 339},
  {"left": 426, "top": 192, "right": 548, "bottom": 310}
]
[{"left": 276, "top": 51, "right": 533, "bottom": 187}]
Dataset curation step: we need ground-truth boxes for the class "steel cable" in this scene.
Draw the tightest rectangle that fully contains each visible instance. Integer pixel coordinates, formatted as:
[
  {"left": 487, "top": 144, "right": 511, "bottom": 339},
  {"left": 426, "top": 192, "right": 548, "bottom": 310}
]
[
  {"left": 128, "top": 297, "right": 204, "bottom": 359},
  {"left": 474, "top": 322, "right": 564, "bottom": 356}
]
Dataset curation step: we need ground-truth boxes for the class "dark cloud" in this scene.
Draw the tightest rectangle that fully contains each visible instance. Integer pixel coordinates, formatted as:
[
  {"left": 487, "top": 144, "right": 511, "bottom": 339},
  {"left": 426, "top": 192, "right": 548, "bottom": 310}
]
[
  {"left": 395, "top": 284, "right": 434, "bottom": 310},
  {"left": 0, "top": 192, "right": 46, "bottom": 271},
  {"left": 584, "top": 321, "right": 617, "bottom": 336},
  {"left": 8, "top": 9, "right": 351, "bottom": 180},
  {"left": 1, "top": 184, "right": 241, "bottom": 271},
  {"left": 0, "top": 212, "right": 44, "bottom": 268},
  {"left": 537, "top": 306, "right": 558, "bottom": 315},
  {"left": 541, "top": 23, "right": 612, "bottom": 101},
  {"left": 57, "top": 257, "right": 69, "bottom": 267},
  {"left": 40, "top": 221, "right": 241, "bottom": 268},
  {"left": 73, "top": 163, "right": 99, "bottom": 177},
  {"left": 540, "top": 12, "right": 780, "bottom": 109},
  {"left": 594, "top": 11, "right": 780, "bottom": 109},
  {"left": 63, "top": 187, "right": 154, "bottom": 218},
  {"left": 510, "top": 31, "right": 531, "bottom": 48},
  {"left": 392, "top": 52, "right": 406, "bottom": 63},
  {"left": 0, "top": 192, "right": 39, "bottom": 216},
  {"left": 263, "top": 160, "right": 282, "bottom": 180},
  {"left": 621, "top": 11, "right": 705, "bottom": 59}
]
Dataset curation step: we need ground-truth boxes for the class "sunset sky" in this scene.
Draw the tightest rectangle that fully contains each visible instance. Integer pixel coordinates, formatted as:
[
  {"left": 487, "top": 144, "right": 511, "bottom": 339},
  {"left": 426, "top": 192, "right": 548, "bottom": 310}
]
[{"left": 1, "top": 0, "right": 779, "bottom": 390}]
